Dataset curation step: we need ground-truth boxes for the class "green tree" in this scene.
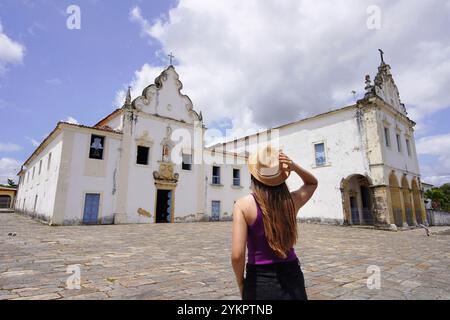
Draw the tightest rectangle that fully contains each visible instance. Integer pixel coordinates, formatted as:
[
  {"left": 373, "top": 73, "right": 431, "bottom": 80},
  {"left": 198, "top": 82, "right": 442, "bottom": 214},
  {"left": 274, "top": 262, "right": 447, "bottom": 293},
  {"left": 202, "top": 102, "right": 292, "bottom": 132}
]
[
  {"left": 7, "top": 179, "right": 17, "bottom": 188},
  {"left": 425, "top": 184, "right": 450, "bottom": 211}
]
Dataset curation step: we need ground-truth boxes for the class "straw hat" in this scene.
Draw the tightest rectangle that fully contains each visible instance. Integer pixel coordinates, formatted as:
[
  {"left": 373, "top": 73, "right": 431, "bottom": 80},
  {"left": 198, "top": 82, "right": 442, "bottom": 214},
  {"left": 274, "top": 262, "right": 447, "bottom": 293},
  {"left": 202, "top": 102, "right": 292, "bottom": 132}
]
[{"left": 247, "top": 145, "right": 290, "bottom": 186}]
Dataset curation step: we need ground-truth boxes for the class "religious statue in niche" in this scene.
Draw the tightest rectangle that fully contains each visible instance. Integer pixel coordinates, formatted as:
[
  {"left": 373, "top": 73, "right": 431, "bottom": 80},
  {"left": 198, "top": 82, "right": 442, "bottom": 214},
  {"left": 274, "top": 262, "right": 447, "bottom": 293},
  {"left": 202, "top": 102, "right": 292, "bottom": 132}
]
[
  {"left": 153, "top": 125, "right": 179, "bottom": 183},
  {"left": 162, "top": 144, "right": 170, "bottom": 162},
  {"left": 161, "top": 126, "right": 173, "bottom": 162}
]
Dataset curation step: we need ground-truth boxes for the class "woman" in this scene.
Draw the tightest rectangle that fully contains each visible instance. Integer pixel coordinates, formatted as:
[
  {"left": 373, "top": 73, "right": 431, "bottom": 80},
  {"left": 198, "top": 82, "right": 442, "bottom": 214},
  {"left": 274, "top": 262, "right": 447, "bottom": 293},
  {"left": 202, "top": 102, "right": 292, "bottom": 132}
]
[{"left": 231, "top": 145, "right": 318, "bottom": 300}]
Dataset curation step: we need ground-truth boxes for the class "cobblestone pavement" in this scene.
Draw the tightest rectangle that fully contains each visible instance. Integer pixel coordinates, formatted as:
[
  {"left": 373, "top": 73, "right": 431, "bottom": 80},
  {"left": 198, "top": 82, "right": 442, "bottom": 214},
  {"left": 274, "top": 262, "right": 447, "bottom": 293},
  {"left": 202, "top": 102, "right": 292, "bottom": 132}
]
[{"left": 1, "top": 212, "right": 449, "bottom": 300}]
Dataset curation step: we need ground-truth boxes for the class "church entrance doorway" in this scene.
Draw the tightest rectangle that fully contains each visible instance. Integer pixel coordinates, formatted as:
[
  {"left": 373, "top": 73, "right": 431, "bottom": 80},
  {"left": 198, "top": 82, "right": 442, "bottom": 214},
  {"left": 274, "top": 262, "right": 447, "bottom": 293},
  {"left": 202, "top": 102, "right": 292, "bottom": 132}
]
[
  {"left": 340, "top": 174, "right": 374, "bottom": 225},
  {"left": 155, "top": 189, "right": 173, "bottom": 223},
  {"left": 350, "top": 196, "right": 359, "bottom": 224}
]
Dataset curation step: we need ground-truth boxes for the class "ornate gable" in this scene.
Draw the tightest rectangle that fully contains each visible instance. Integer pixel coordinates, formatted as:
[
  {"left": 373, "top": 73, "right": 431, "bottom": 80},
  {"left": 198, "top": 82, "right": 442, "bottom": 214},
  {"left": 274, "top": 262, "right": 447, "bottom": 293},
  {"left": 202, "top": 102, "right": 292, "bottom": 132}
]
[
  {"left": 131, "top": 66, "right": 201, "bottom": 124},
  {"left": 364, "top": 50, "right": 407, "bottom": 115}
]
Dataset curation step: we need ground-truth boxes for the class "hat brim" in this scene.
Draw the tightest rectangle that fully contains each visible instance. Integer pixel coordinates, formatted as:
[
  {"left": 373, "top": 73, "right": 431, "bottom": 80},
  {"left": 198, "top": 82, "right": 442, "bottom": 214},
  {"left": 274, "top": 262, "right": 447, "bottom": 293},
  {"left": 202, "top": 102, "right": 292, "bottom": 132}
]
[{"left": 247, "top": 152, "right": 290, "bottom": 186}]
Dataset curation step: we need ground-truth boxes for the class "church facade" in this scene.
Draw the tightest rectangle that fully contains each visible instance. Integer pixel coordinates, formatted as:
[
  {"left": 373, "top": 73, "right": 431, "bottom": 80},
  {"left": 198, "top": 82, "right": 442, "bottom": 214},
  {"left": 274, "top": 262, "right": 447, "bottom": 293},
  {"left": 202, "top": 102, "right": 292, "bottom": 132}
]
[{"left": 15, "top": 56, "right": 427, "bottom": 229}]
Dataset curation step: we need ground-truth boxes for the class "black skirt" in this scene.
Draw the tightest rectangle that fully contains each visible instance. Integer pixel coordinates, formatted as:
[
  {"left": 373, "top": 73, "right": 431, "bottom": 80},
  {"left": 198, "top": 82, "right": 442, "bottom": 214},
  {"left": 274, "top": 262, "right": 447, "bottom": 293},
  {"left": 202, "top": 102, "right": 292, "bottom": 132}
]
[{"left": 242, "top": 258, "right": 308, "bottom": 300}]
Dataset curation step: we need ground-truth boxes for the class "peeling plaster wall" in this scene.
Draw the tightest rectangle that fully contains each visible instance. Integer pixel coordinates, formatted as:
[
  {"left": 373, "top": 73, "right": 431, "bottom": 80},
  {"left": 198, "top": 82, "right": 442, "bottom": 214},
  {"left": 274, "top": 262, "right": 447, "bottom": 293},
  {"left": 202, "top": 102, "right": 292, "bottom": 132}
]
[
  {"left": 280, "top": 108, "right": 367, "bottom": 222},
  {"left": 375, "top": 105, "right": 420, "bottom": 185},
  {"left": 220, "top": 107, "right": 367, "bottom": 223},
  {"left": 15, "top": 133, "right": 63, "bottom": 222},
  {"left": 106, "top": 114, "right": 123, "bottom": 131}
]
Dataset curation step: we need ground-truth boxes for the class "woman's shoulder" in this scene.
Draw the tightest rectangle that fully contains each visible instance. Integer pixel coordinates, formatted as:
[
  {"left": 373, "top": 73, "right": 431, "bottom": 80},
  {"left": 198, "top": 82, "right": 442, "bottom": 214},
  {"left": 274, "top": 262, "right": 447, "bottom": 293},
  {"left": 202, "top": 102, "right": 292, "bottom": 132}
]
[
  {"left": 235, "top": 194, "right": 254, "bottom": 210},
  {"left": 234, "top": 194, "right": 257, "bottom": 226}
]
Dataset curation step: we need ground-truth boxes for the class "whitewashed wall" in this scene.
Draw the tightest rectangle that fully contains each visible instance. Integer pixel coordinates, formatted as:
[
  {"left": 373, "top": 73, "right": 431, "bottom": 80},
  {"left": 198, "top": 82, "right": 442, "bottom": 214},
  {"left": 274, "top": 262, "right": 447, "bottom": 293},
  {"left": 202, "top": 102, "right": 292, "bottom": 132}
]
[
  {"left": 204, "top": 151, "right": 251, "bottom": 220},
  {"left": 218, "top": 107, "right": 368, "bottom": 223},
  {"left": 16, "top": 133, "right": 63, "bottom": 221},
  {"left": 123, "top": 116, "right": 201, "bottom": 223},
  {"left": 61, "top": 130, "right": 121, "bottom": 224},
  {"left": 377, "top": 109, "right": 420, "bottom": 187}
]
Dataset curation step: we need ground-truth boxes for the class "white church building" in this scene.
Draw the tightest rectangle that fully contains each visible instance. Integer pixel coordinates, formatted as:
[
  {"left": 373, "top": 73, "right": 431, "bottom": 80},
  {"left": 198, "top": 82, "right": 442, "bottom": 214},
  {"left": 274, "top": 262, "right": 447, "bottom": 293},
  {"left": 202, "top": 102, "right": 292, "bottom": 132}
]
[{"left": 15, "top": 54, "right": 427, "bottom": 230}]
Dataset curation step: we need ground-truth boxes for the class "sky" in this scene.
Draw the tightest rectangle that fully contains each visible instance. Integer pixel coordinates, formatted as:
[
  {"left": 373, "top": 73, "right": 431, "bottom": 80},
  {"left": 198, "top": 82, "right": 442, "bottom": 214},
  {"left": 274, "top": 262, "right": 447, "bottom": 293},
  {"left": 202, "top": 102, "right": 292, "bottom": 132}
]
[{"left": 0, "top": 0, "right": 449, "bottom": 186}]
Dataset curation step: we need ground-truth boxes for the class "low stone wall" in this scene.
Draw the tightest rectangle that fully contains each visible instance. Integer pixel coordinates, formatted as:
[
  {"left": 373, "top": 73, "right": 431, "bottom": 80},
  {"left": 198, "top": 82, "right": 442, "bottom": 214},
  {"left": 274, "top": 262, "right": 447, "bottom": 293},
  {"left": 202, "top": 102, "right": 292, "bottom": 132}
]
[
  {"left": 427, "top": 209, "right": 450, "bottom": 226},
  {"left": 297, "top": 217, "right": 344, "bottom": 225}
]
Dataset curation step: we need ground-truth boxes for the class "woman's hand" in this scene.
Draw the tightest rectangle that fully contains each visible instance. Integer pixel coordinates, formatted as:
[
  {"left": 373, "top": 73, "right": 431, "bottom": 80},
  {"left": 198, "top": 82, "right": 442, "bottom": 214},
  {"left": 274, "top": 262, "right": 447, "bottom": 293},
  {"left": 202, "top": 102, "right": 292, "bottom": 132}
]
[
  {"left": 281, "top": 152, "right": 319, "bottom": 212},
  {"left": 279, "top": 152, "right": 295, "bottom": 173}
]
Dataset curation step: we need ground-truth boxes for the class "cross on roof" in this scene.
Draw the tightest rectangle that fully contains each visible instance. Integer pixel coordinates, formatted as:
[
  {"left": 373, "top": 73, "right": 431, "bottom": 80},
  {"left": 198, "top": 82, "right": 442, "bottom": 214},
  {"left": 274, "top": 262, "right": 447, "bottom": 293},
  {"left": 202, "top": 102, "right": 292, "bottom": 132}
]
[
  {"left": 168, "top": 52, "right": 174, "bottom": 66},
  {"left": 378, "top": 49, "right": 385, "bottom": 64}
]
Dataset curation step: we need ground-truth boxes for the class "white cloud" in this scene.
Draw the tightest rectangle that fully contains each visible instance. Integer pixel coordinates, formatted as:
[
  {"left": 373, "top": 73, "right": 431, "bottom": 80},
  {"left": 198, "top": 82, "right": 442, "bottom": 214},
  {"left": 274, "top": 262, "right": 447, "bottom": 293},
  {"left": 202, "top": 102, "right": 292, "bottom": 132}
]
[
  {"left": 130, "top": 6, "right": 153, "bottom": 39},
  {"left": 26, "top": 137, "right": 40, "bottom": 147},
  {"left": 0, "top": 157, "right": 21, "bottom": 184},
  {"left": 0, "top": 142, "right": 22, "bottom": 152},
  {"left": 114, "top": 63, "right": 164, "bottom": 107},
  {"left": 62, "top": 116, "right": 79, "bottom": 125},
  {"left": 127, "top": 0, "right": 450, "bottom": 140},
  {"left": 0, "top": 21, "right": 25, "bottom": 73},
  {"left": 416, "top": 133, "right": 450, "bottom": 186}
]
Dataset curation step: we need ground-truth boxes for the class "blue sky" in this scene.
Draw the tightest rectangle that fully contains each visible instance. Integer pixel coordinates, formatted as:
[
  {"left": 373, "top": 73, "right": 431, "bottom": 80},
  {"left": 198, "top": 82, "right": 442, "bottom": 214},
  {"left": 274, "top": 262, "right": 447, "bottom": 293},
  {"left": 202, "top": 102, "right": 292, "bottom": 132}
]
[
  {"left": 1, "top": 0, "right": 449, "bottom": 186},
  {"left": 0, "top": 0, "right": 175, "bottom": 181}
]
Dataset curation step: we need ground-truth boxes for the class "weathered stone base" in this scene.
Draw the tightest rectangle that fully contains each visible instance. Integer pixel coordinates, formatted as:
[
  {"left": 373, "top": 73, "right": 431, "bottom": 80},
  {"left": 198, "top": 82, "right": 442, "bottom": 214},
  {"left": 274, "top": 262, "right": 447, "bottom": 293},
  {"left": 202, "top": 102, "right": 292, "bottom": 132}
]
[
  {"left": 297, "top": 217, "right": 344, "bottom": 225},
  {"left": 371, "top": 185, "right": 390, "bottom": 225},
  {"left": 15, "top": 210, "right": 52, "bottom": 225},
  {"left": 113, "top": 213, "right": 128, "bottom": 224}
]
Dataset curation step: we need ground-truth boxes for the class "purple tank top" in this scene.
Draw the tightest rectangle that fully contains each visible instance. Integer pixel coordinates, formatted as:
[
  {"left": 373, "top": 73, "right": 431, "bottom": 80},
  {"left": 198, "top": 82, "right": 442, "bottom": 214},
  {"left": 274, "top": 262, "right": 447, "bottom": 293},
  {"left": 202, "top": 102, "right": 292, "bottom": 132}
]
[{"left": 247, "top": 194, "right": 298, "bottom": 265}]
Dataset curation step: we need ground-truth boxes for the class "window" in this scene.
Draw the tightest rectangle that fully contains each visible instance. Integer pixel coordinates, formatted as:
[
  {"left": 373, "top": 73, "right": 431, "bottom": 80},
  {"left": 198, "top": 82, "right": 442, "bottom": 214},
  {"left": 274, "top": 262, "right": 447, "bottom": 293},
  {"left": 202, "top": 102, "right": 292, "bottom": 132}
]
[
  {"left": 396, "top": 134, "right": 402, "bottom": 152},
  {"left": 384, "top": 127, "right": 391, "bottom": 147},
  {"left": 89, "top": 135, "right": 105, "bottom": 160},
  {"left": 314, "top": 143, "right": 326, "bottom": 166},
  {"left": 27, "top": 171, "right": 30, "bottom": 183},
  {"left": 47, "top": 152, "right": 52, "bottom": 170},
  {"left": 136, "top": 146, "right": 149, "bottom": 165},
  {"left": 32, "top": 167, "right": 35, "bottom": 179},
  {"left": 182, "top": 153, "right": 192, "bottom": 170},
  {"left": 233, "top": 168, "right": 240, "bottom": 186},
  {"left": 38, "top": 160, "right": 42, "bottom": 175},
  {"left": 212, "top": 166, "right": 221, "bottom": 184},
  {"left": 0, "top": 196, "right": 11, "bottom": 209},
  {"left": 406, "top": 139, "right": 411, "bottom": 156}
]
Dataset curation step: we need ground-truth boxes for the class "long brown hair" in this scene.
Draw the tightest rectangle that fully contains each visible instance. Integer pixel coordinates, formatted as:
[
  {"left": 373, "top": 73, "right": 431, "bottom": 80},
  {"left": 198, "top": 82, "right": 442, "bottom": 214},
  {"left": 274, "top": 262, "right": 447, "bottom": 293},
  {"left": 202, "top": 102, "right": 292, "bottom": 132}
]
[{"left": 251, "top": 175, "right": 298, "bottom": 258}]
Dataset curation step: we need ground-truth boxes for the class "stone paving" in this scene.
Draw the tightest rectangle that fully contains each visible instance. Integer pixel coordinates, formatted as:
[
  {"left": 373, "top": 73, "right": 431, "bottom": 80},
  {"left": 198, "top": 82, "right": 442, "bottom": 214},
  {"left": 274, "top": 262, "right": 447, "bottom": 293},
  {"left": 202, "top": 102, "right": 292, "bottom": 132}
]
[{"left": 1, "top": 212, "right": 449, "bottom": 300}]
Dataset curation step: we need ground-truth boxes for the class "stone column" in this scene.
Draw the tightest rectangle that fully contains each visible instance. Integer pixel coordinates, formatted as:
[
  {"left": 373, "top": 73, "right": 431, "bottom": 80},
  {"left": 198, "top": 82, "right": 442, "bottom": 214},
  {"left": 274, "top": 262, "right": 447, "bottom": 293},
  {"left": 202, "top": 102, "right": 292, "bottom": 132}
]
[
  {"left": 398, "top": 187, "right": 408, "bottom": 228},
  {"left": 419, "top": 190, "right": 428, "bottom": 225},
  {"left": 370, "top": 185, "right": 394, "bottom": 229},
  {"left": 409, "top": 189, "right": 417, "bottom": 226}
]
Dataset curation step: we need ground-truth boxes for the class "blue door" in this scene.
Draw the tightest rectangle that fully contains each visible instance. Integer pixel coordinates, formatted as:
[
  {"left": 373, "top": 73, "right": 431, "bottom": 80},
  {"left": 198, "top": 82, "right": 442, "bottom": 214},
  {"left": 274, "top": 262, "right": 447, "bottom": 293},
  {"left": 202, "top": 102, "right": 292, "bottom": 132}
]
[
  {"left": 83, "top": 194, "right": 100, "bottom": 224},
  {"left": 211, "top": 201, "right": 220, "bottom": 221}
]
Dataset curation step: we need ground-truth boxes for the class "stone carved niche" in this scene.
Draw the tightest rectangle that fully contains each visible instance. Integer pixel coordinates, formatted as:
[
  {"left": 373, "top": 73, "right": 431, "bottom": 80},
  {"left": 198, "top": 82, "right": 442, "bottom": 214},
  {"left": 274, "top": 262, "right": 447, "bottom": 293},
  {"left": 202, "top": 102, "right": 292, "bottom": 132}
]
[{"left": 153, "top": 125, "right": 179, "bottom": 184}]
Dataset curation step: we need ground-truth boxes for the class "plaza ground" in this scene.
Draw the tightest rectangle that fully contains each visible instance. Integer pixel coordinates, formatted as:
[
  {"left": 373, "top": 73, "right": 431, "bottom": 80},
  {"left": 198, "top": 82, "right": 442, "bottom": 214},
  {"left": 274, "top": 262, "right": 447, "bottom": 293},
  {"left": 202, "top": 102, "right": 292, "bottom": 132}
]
[{"left": 1, "top": 212, "right": 449, "bottom": 300}]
